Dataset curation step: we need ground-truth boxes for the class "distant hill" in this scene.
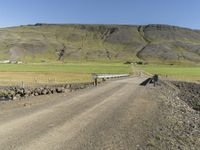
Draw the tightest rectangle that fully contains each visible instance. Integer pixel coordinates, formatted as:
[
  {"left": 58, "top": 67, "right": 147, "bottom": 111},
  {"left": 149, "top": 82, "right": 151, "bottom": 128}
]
[{"left": 0, "top": 24, "right": 200, "bottom": 63}]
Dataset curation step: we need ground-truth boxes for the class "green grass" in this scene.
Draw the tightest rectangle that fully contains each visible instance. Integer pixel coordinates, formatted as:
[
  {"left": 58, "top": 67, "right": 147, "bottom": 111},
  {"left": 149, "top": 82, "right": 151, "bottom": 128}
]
[
  {"left": 138, "top": 64, "right": 200, "bottom": 81},
  {"left": 0, "top": 62, "right": 132, "bottom": 85},
  {"left": 0, "top": 62, "right": 199, "bottom": 85},
  {"left": 0, "top": 63, "right": 132, "bottom": 74}
]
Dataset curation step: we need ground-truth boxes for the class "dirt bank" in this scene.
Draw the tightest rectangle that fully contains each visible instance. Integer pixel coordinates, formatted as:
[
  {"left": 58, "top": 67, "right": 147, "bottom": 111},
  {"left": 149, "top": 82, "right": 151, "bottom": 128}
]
[
  {"left": 149, "top": 80, "right": 200, "bottom": 149},
  {"left": 171, "top": 81, "right": 200, "bottom": 111}
]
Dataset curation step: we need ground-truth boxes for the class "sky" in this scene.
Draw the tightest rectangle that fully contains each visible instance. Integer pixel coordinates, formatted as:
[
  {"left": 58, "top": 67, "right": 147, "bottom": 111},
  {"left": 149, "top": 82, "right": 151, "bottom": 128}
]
[{"left": 0, "top": 0, "right": 200, "bottom": 29}]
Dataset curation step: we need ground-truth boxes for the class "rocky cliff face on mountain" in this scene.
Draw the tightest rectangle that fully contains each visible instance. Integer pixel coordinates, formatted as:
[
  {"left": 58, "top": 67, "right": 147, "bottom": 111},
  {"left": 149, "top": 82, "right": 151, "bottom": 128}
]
[{"left": 0, "top": 24, "right": 200, "bottom": 63}]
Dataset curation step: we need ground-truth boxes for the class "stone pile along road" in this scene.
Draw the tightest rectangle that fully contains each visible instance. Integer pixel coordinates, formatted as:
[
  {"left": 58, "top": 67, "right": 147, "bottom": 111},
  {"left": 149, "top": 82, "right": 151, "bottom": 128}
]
[{"left": 0, "top": 77, "right": 161, "bottom": 150}]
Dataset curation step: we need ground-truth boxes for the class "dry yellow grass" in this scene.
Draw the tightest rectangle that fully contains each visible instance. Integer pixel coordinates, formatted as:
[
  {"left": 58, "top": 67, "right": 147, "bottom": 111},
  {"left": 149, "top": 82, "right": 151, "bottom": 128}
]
[
  {"left": 0, "top": 63, "right": 132, "bottom": 86},
  {"left": 0, "top": 72, "right": 91, "bottom": 86}
]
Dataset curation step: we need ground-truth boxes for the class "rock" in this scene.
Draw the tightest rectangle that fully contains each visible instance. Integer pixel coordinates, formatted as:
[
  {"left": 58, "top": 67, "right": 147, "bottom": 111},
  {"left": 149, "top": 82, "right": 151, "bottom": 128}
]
[
  {"left": 34, "top": 92, "right": 39, "bottom": 96},
  {"left": 25, "top": 90, "right": 31, "bottom": 96},
  {"left": 80, "top": 85, "right": 86, "bottom": 89},
  {"left": 50, "top": 89, "right": 55, "bottom": 94},
  {"left": 16, "top": 88, "right": 25, "bottom": 96},
  {"left": 56, "top": 87, "right": 63, "bottom": 93},
  {"left": 12, "top": 96, "right": 17, "bottom": 100},
  {"left": 64, "top": 84, "right": 71, "bottom": 89},
  {"left": 64, "top": 89, "right": 71, "bottom": 93},
  {"left": 34, "top": 88, "right": 42, "bottom": 95},
  {"left": 41, "top": 89, "right": 48, "bottom": 95},
  {"left": 0, "top": 82, "right": 94, "bottom": 101}
]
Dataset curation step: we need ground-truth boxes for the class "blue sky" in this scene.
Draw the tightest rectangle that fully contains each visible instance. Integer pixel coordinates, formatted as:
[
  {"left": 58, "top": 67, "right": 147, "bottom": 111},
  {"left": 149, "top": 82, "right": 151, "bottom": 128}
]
[{"left": 0, "top": 0, "right": 200, "bottom": 29}]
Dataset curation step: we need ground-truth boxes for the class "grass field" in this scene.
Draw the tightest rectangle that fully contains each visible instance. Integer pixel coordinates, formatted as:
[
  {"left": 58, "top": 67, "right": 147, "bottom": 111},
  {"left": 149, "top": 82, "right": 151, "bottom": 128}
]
[
  {"left": 0, "top": 63, "right": 132, "bottom": 86},
  {"left": 0, "top": 63, "right": 199, "bottom": 86},
  {"left": 0, "top": 63, "right": 132, "bottom": 73},
  {"left": 137, "top": 64, "right": 200, "bottom": 82}
]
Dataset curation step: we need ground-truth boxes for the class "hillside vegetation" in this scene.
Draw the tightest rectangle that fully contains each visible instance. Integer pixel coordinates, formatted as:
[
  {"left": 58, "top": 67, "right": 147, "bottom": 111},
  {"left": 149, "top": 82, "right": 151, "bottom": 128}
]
[{"left": 0, "top": 24, "right": 200, "bottom": 63}]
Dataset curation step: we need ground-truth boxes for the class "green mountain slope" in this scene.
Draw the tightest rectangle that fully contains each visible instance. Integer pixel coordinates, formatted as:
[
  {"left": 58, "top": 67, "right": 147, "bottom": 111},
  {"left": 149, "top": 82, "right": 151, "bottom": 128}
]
[{"left": 0, "top": 24, "right": 200, "bottom": 63}]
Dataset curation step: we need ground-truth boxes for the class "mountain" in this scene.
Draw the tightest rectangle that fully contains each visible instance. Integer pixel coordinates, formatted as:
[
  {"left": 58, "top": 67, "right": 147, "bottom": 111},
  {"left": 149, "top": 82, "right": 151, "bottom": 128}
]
[{"left": 0, "top": 23, "right": 200, "bottom": 63}]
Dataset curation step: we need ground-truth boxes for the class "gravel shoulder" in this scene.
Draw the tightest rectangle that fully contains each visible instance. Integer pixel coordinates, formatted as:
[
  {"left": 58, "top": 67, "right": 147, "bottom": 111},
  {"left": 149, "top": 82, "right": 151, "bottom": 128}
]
[{"left": 147, "top": 80, "right": 200, "bottom": 150}]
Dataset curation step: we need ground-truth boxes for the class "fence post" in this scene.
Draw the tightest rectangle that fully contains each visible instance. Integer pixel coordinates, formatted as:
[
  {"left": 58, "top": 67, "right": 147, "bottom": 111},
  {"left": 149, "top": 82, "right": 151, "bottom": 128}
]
[
  {"left": 92, "top": 73, "right": 98, "bottom": 86},
  {"left": 94, "top": 78, "right": 98, "bottom": 86}
]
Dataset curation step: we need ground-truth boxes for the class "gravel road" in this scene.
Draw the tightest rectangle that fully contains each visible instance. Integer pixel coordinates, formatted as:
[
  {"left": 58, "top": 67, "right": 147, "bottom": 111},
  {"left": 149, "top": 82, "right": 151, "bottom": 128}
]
[{"left": 0, "top": 77, "right": 160, "bottom": 150}]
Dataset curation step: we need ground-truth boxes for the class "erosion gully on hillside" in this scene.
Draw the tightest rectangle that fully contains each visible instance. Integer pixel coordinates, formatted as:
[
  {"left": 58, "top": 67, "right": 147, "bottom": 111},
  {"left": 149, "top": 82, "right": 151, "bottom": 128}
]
[
  {"left": 1, "top": 24, "right": 200, "bottom": 63},
  {"left": 0, "top": 77, "right": 199, "bottom": 150}
]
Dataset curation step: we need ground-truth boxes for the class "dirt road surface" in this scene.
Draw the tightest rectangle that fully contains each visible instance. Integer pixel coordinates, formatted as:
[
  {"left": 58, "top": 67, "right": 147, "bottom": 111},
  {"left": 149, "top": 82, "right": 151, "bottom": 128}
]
[{"left": 0, "top": 77, "right": 160, "bottom": 150}]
